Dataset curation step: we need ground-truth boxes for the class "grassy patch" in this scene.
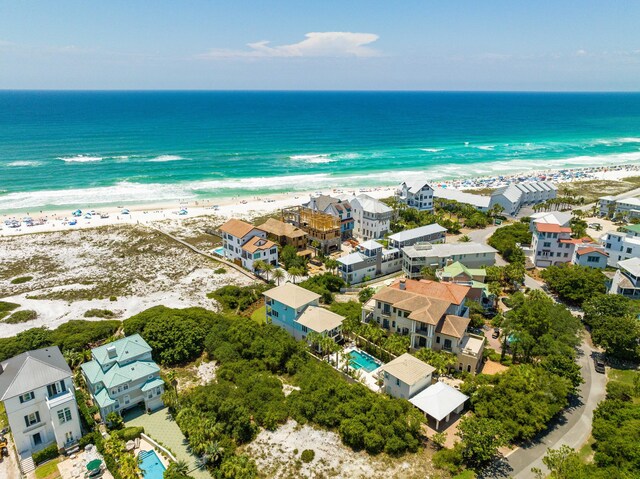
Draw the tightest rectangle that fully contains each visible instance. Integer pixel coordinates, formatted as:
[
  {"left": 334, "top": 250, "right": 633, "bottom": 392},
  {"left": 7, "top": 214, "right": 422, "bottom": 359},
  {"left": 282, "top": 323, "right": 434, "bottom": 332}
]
[
  {"left": 0, "top": 301, "right": 20, "bottom": 313},
  {"left": 35, "top": 458, "right": 61, "bottom": 479},
  {"left": 453, "top": 471, "right": 476, "bottom": 479},
  {"left": 560, "top": 176, "right": 640, "bottom": 204},
  {"left": 84, "top": 308, "right": 116, "bottom": 318},
  {"left": 577, "top": 436, "right": 596, "bottom": 463},
  {"left": 0, "top": 401, "right": 7, "bottom": 428},
  {"left": 462, "top": 187, "right": 496, "bottom": 196},
  {"left": 250, "top": 305, "right": 266, "bottom": 325},
  {"left": 10, "top": 275, "right": 33, "bottom": 284},
  {"left": 609, "top": 368, "right": 639, "bottom": 386},
  {"left": 5, "top": 309, "right": 38, "bottom": 324}
]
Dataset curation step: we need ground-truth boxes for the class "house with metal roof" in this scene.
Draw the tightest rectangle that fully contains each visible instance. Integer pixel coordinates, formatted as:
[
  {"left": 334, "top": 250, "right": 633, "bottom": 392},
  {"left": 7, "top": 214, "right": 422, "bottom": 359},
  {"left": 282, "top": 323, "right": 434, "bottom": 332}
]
[
  {"left": 433, "top": 188, "right": 491, "bottom": 212},
  {"left": 397, "top": 179, "right": 434, "bottom": 211},
  {"left": 337, "top": 239, "right": 402, "bottom": 284},
  {"left": 347, "top": 194, "right": 393, "bottom": 240},
  {"left": 263, "top": 283, "right": 345, "bottom": 343},
  {"left": 409, "top": 381, "right": 468, "bottom": 429},
  {"left": 387, "top": 224, "right": 447, "bottom": 250},
  {"left": 436, "top": 261, "right": 491, "bottom": 303},
  {"left": 602, "top": 227, "right": 640, "bottom": 268},
  {"left": 80, "top": 334, "right": 164, "bottom": 421},
  {"left": 490, "top": 181, "right": 557, "bottom": 216},
  {"left": 402, "top": 242, "right": 497, "bottom": 278},
  {"left": 0, "top": 346, "right": 82, "bottom": 460},
  {"left": 608, "top": 257, "right": 640, "bottom": 299}
]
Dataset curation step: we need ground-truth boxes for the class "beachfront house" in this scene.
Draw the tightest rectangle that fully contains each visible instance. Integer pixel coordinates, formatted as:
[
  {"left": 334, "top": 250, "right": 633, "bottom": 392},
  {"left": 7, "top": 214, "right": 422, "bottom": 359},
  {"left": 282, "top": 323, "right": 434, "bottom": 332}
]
[
  {"left": 0, "top": 347, "right": 82, "bottom": 460},
  {"left": 305, "top": 194, "right": 354, "bottom": 239},
  {"left": 282, "top": 206, "right": 342, "bottom": 254},
  {"left": 602, "top": 226, "right": 640, "bottom": 268},
  {"left": 80, "top": 334, "right": 164, "bottom": 421},
  {"left": 362, "top": 279, "right": 484, "bottom": 373},
  {"left": 264, "top": 283, "right": 344, "bottom": 344},
  {"left": 337, "top": 240, "right": 402, "bottom": 284},
  {"left": 608, "top": 257, "right": 640, "bottom": 299},
  {"left": 599, "top": 194, "right": 640, "bottom": 220},
  {"left": 489, "top": 181, "right": 557, "bottom": 216},
  {"left": 528, "top": 211, "right": 572, "bottom": 231},
  {"left": 218, "top": 218, "right": 278, "bottom": 271},
  {"left": 402, "top": 242, "right": 497, "bottom": 279},
  {"left": 379, "top": 353, "right": 434, "bottom": 400},
  {"left": 433, "top": 188, "right": 491, "bottom": 212},
  {"left": 387, "top": 224, "right": 447, "bottom": 250},
  {"left": 436, "top": 261, "right": 491, "bottom": 303},
  {"left": 258, "top": 217, "right": 309, "bottom": 252},
  {"left": 348, "top": 194, "right": 393, "bottom": 240},
  {"left": 397, "top": 180, "right": 434, "bottom": 211}
]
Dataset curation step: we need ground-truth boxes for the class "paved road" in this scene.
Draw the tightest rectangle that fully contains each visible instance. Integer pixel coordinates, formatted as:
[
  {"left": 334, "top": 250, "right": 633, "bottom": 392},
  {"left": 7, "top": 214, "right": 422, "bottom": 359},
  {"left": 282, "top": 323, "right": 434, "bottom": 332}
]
[{"left": 497, "top": 339, "right": 607, "bottom": 478}]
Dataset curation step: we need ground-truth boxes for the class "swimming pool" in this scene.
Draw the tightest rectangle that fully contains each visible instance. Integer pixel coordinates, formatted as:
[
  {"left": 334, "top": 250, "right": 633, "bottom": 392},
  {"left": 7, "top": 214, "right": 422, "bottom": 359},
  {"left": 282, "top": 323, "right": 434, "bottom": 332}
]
[
  {"left": 349, "top": 349, "right": 382, "bottom": 373},
  {"left": 139, "top": 450, "right": 166, "bottom": 479},
  {"left": 213, "top": 246, "right": 224, "bottom": 256}
]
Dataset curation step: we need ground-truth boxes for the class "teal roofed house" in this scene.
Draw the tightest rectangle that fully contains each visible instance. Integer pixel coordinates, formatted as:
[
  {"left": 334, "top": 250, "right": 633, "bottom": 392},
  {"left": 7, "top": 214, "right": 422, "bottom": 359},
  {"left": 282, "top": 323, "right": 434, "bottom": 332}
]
[
  {"left": 80, "top": 334, "right": 164, "bottom": 420},
  {"left": 436, "top": 261, "right": 492, "bottom": 305}
]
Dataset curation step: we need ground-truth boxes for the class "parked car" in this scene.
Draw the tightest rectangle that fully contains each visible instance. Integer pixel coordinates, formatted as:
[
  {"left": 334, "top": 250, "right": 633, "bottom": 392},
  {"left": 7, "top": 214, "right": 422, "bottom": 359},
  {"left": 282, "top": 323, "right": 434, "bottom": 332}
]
[
  {"left": 492, "top": 328, "right": 500, "bottom": 339},
  {"left": 594, "top": 355, "right": 606, "bottom": 374}
]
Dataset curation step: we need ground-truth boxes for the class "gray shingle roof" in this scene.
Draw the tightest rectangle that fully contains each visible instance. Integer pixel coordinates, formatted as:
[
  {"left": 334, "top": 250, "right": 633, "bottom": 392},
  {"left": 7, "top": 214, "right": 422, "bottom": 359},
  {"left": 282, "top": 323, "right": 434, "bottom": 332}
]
[{"left": 0, "top": 346, "right": 71, "bottom": 400}]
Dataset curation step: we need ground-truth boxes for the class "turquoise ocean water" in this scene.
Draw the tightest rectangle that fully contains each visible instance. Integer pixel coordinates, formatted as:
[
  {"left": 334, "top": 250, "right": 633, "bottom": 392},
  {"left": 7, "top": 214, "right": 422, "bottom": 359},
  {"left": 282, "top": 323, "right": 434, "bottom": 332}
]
[{"left": 1, "top": 91, "right": 640, "bottom": 213}]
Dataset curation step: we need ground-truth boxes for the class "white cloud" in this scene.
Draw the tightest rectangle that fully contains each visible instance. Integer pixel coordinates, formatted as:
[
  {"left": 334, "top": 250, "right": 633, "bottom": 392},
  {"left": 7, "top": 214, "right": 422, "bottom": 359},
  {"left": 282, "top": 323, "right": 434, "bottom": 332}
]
[
  {"left": 197, "top": 32, "right": 380, "bottom": 59},
  {"left": 576, "top": 49, "right": 588, "bottom": 56}
]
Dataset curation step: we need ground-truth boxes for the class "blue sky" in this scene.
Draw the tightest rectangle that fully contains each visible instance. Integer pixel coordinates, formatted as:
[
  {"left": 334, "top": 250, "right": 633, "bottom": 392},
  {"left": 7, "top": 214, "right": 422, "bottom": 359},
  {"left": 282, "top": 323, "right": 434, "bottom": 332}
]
[{"left": 1, "top": 0, "right": 639, "bottom": 90}]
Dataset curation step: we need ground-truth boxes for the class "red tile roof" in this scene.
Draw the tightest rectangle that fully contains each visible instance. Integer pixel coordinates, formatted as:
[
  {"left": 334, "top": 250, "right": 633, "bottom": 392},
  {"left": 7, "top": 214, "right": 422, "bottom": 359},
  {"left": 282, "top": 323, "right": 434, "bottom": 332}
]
[
  {"left": 389, "top": 279, "right": 470, "bottom": 305},
  {"left": 575, "top": 247, "right": 608, "bottom": 256},
  {"left": 535, "top": 223, "right": 572, "bottom": 233}
]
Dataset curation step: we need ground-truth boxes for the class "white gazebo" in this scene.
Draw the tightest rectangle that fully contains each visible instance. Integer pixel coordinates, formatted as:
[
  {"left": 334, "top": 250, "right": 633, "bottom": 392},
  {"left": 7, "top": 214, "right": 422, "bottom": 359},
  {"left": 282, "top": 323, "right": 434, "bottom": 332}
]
[{"left": 409, "top": 381, "right": 468, "bottom": 429}]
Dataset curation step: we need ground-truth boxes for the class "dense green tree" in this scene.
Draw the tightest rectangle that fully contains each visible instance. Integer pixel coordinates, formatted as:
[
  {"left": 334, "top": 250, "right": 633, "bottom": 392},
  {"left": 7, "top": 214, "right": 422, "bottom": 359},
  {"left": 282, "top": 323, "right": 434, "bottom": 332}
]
[
  {"left": 413, "top": 348, "right": 456, "bottom": 375},
  {"left": 591, "top": 315, "right": 640, "bottom": 361},
  {"left": 280, "top": 245, "right": 307, "bottom": 271},
  {"left": 456, "top": 416, "right": 510, "bottom": 466},
  {"left": 540, "top": 264, "right": 607, "bottom": 306},
  {"left": 358, "top": 287, "right": 375, "bottom": 304},
  {"left": 487, "top": 223, "right": 532, "bottom": 262}
]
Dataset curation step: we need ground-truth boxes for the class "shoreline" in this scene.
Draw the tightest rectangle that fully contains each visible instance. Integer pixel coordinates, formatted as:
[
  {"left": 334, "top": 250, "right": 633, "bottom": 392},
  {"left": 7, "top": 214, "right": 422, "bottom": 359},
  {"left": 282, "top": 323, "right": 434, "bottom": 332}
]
[{"left": 1, "top": 163, "right": 639, "bottom": 237}]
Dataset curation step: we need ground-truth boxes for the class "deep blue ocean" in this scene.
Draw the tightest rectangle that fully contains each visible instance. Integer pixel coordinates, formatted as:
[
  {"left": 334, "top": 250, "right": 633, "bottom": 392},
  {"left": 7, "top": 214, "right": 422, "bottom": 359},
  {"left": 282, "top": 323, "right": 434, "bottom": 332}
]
[{"left": 1, "top": 91, "right": 640, "bottom": 212}]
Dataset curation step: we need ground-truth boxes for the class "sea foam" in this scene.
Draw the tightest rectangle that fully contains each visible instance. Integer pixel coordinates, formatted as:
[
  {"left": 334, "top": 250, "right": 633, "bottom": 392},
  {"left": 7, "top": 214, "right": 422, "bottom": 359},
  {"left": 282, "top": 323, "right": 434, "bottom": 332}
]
[
  {"left": 58, "top": 155, "right": 103, "bottom": 163},
  {"left": 147, "top": 155, "right": 184, "bottom": 162},
  {"left": 6, "top": 161, "right": 42, "bottom": 167},
  {"left": 289, "top": 154, "right": 336, "bottom": 164}
]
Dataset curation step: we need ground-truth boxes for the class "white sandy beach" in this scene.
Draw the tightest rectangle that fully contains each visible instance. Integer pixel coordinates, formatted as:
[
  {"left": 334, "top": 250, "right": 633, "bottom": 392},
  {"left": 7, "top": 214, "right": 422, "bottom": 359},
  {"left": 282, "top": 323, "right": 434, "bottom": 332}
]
[{"left": 1, "top": 164, "right": 639, "bottom": 238}]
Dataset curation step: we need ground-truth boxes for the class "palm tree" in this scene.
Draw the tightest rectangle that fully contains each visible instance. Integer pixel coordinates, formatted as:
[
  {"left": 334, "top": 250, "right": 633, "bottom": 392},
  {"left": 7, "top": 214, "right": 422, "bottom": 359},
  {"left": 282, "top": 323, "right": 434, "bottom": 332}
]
[
  {"left": 325, "top": 258, "right": 339, "bottom": 274},
  {"left": 458, "top": 234, "right": 471, "bottom": 243},
  {"left": 253, "top": 259, "right": 266, "bottom": 277},
  {"left": 272, "top": 268, "right": 285, "bottom": 285},
  {"left": 173, "top": 460, "right": 190, "bottom": 475},
  {"left": 201, "top": 441, "right": 224, "bottom": 468},
  {"left": 340, "top": 350, "right": 352, "bottom": 374},
  {"left": 289, "top": 266, "right": 305, "bottom": 284},
  {"left": 420, "top": 266, "right": 437, "bottom": 281},
  {"left": 262, "top": 262, "right": 274, "bottom": 282}
]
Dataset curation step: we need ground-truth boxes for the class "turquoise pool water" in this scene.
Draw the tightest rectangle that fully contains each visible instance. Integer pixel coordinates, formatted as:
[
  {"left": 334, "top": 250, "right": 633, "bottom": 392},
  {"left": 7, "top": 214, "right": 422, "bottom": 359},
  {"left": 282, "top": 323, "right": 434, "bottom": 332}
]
[
  {"left": 139, "top": 450, "right": 166, "bottom": 479},
  {"left": 349, "top": 350, "right": 382, "bottom": 373},
  {"left": 213, "top": 246, "right": 224, "bottom": 256}
]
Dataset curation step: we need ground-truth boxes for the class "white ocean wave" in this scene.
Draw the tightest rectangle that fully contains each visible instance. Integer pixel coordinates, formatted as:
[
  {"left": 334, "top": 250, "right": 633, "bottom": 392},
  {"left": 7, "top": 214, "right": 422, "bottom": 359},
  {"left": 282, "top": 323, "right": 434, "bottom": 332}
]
[
  {"left": 289, "top": 154, "right": 336, "bottom": 164},
  {"left": 617, "top": 137, "right": 640, "bottom": 143},
  {"left": 6, "top": 161, "right": 42, "bottom": 167},
  {"left": 476, "top": 145, "right": 495, "bottom": 151},
  {"left": 58, "top": 155, "right": 103, "bottom": 163},
  {"left": 421, "top": 148, "right": 444, "bottom": 153},
  {"left": 147, "top": 155, "right": 184, "bottom": 162}
]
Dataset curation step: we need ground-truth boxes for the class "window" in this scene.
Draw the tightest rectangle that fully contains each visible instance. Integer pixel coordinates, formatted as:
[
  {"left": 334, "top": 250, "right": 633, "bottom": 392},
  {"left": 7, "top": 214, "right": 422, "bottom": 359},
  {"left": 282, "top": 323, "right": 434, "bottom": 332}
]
[
  {"left": 543, "top": 242, "right": 551, "bottom": 248},
  {"left": 396, "top": 378, "right": 400, "bottom": 386},
  {"left": 564, "top": 253, "right": 568, "bottom": 258},
  {"left": 587, "top": 256, "right": 600, "bottom": 263},
  {"left": 301, "top": 325, "right": 308, "bottom": 333},
  {"left": 57, "top": 407, "right": 72, "bottom": 424},
  {"left": 444, "top": 339, "right": 452, "bottom": 351},
  {"left": 627, "top": 248, "right": 633, "bottom": 254},
  {"left": 435, "top": 336, "right": 441, "bottom": 344},
  {"left": 33, "top": 432, "right": 42, "bottom": 446},
  {"left": 147, "top": 391, "right": 153, "bottom": 399},
  {"left": 19, "top": 391, "right": 35, "bottom": 403},
  {"left": 46, "top": 380, "right": 66, "bottom": 398},
  {"left": 24, "top": 411, "right": 41, "bottom": 428}
]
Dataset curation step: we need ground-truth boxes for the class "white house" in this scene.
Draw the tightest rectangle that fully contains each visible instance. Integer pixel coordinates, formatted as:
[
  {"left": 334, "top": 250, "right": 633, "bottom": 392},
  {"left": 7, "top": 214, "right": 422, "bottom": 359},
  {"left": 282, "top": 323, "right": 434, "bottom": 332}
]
[
  {"left": 602, "top": 227, "right": 640, "bottom": 268},
  {"left": 219, "top": 218, "right": 278, "bottom": 271},
  {"left": 0, "top": 347, "right": 82, "bottom": 460},
  {"left": 240, "top": 236, "right": 279, "bottom": 271},
  {"left": 387, "top": 224, "right": 447, "bottom": 250},
  {"left": 608, "top": 257, "right": 640, "bottom": 299},
  {"left": 402, "top": 242, "right": 497, "bottom": 279},
  {"left": 379, "top": 353, "right": 434, "bottom": 400},
  {"left": 599, "top": 194, "right": 640, "bottom": 219},
  {"left": 490, "top": 181, "right": 557, "bottom": 216},
  {"left": 528, "top": 211, "right": 572, "bottom": 231},
  {"left": 81, "top": 334, "right": 164, "bottom": 421},
  {"left": 337, "top": 240, "right": 402, "bottom": 284},
  {"left": 397, "top": 180, "right": 434, "bottom": 211},
  {"left": 529, "top": 222, "right": 576, "bottom": 267},
  {"left": 348, "top": 194, "right": 393, "bottom": 240}
]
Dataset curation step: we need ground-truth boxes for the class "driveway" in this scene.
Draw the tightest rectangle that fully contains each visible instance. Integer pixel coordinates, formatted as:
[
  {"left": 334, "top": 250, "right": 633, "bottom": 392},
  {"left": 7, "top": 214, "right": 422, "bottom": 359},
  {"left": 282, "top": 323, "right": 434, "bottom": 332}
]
[
  {"left": 0, "top": 435, "right": 20, "bottom": 479},
  {"left": 481, "top": 338, "right": 606, "bottom": 478}
]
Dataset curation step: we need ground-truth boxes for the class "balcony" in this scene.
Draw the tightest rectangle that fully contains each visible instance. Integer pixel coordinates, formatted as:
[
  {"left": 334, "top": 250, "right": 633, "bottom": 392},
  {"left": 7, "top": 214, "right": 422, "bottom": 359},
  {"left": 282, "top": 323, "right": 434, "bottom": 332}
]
[{"left": 46, "top": 388, "right": 75, "bottom": 409}]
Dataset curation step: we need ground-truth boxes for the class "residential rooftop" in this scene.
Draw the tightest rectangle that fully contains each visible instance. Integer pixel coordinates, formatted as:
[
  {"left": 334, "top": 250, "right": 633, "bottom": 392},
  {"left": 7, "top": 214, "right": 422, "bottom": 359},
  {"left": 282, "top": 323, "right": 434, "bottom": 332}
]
[
  {"left": 409, "top": 381, "right": 468, "bottom": 422},
  {"left": 241, "top": 236, "right": 277, "bottom": 253},
  {"left": 258, "top": 218, "right": 307, "bottom": 238},
  {"left": 219, "top": 218, "right": 260, "bottom": 238},
  {"left": 619, "top": 257, "right": 640, "bottom": 277},
  {"left": 263, "top": 282, "right": 321, "bottom": 309},
  {"left": 387, "top": 224, "right": 447, "bottom": 243},
  {"left": 296, "top": 306, "right": 344, "bottom": 333},
  {"left": 380, "top": 353, "right": 435, "bottom": 386},
  {"left": 402, "top": 242, "right": 497, "bottom": 259}
]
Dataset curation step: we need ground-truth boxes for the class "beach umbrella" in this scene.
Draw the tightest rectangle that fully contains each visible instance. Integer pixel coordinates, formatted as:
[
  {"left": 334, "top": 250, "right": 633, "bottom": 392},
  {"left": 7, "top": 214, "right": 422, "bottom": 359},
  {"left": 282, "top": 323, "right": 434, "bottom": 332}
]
[{"left": 86, "top": 459, "right": 102, "bottom": 471}]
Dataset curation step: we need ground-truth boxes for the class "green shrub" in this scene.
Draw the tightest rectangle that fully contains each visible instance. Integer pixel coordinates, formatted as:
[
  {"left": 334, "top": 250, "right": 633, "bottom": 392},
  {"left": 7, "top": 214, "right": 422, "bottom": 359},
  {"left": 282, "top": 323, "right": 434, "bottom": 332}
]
[
  {"left": 433, "top": 443, "right": 465, "bottom": 474},
  {"left": 115, "top": 426, "right": 144, "bottom": 442},
  {"left": 300, "top": 449, "right": 315, "bottom": 463},
  {"left": 606, "top": 381, "right": 635, "bottom": 402},
  {"left": 10, "top": 276, "right": 33, "bottom": 284},
  {"left": 106, "top": 411, "right": 124, "bottom": 430},
  {"left": 78, "top": 431, "right": 100, "bottom": 450},
  {"left": 5, "top": 310, "right": 38, "bottom": 324},
  {"left": 75, "top": 388, "right": 97, "bottom": 429},
  {"left": 83, "top": 309, "right": 115, "bottom": 318},
  {"left": 207, "top": 284, "right": 272, "bottom": 312},
  {"left": 214, "top": 268, "right": 227, "bottom": 274},
  {"left": 109, "top": 296, "right": 117, "bottom": 301},
  {"left": 33, "top": 443, "right": 59, "bottom": 465},
  {"left": 0, "top": 301, "right": 20, "bottom": 313}
]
